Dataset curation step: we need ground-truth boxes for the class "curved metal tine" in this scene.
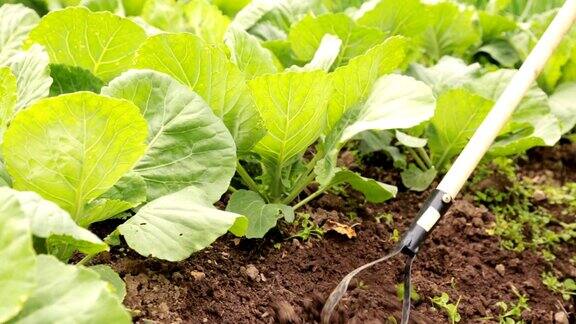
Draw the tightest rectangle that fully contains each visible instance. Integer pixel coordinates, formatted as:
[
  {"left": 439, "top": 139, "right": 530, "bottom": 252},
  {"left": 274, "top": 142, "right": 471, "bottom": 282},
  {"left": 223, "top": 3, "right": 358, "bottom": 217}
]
[
  {"left": 401, "top": 254, "right": 415, "bottom": 324},
  {"left": 320, "top": 245, "right": 403, "bottom": 324}
]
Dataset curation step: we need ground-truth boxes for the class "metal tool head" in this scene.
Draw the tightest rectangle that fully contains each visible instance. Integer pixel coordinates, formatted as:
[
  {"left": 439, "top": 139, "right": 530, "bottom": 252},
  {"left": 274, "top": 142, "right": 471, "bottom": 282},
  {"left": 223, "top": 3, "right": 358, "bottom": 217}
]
[{"left": 320, "top": 244, "right": 417, "bottom": 324}]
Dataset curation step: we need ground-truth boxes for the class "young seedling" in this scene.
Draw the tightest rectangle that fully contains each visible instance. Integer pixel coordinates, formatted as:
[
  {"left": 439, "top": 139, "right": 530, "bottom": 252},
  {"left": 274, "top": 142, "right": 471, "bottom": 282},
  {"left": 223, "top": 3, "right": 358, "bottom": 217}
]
[
  {"left": 396, "top": 283, "right": 421, "bottom": 303},
  {"left": 431, "top": 293, "right": 461, "bottom": 324},
  {"left": 292, "top": 213, "right": 324, "bottom": 241},
  {"left": 473, "top": 158, "right": 576, "bottom": 255},
  {"left": 390, "top": 229, "right": 401, "bottom": 243},
  {"left": 496, "top": 287, "right": 530, "bottom": 324},
  {"left": 374, "top": 212, "right": 394, "bottom": 225},
  {"left": 542, "top": 272, "right": 576, "bottom": 301}
]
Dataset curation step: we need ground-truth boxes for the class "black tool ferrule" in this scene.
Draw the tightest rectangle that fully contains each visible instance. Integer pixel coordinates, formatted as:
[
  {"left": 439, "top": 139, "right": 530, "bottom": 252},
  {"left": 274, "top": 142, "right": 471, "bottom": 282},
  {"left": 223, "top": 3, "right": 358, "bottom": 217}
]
[{"left": 400, "top": 189, "right": 452, "bottom": 256}]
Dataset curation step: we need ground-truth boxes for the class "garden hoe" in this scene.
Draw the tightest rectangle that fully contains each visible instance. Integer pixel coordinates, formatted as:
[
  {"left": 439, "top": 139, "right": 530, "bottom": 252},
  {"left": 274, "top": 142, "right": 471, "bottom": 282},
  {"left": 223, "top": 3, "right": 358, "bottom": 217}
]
[{"left": 321, "top": 1, "right": 576, "bottom": 323}]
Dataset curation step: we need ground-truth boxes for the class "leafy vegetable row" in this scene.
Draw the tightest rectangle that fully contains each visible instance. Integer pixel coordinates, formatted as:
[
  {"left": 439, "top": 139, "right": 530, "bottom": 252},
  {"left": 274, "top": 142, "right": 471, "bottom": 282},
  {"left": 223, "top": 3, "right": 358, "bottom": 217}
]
[{"left": 0, "top": 0, "right": 575, "bottom": 321}]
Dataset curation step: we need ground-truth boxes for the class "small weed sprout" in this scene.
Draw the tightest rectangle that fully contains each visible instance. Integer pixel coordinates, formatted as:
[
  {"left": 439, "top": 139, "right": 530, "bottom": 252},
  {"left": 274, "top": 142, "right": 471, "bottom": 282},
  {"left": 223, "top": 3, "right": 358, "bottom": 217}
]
[
  {"left": 542, "top": 272, "right": 576, "bottom": 301},
  {"left": 292, "top": 213, "right": 324, "bottom": 240},
  {"left": 496, "top": 287, "right": 529, "bottom": 324},
  {"left": 472, "top": 158, "right": 576, "bottom": 254},
  {"left": 431, "top": 293, "right": 461, "bottom": 323},
  {"left": 346, "top": 211, "right": 358, "bottom": 221},
  {"left": 374, "top": 212, "right": 394, "bottom": 225},
  {"left": 356, "top": 280, "right": 369, "bottom": 290},
  {"left": 390, "top": 229, "right": 400, "bottom": 242},
  {"left": 395, "top": 283, "right": 421, "bottom": 302}
]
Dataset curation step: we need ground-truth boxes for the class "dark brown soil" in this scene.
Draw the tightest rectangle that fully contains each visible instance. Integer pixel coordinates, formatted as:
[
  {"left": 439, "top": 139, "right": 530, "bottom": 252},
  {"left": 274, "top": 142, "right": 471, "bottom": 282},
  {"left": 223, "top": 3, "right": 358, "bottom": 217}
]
[{"left": 93, "top": 143, "right": 576, "bottom": 324}]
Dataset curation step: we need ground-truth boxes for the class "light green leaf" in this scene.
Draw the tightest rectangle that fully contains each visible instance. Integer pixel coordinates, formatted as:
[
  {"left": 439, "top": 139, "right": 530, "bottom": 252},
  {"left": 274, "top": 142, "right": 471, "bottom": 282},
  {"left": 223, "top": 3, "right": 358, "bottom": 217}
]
[
  {"left": 317, "top": 74, "right": 435, "bottom": 185},
  {"left": 408, "top": 56, "right": 481, "bottom": 96},
  {"left": 134, "top": 33, "right": 265, "bottom": 154},
  {"left": 476, "top": 39, "right": 520, "bottom": 68},
  {"left": 262, "top": 39, "right": 304, "bottom": 69},
  {"left": 249, "top": 70, "right": 332, "bottom": 168},
  {"left": 245, "top": 0, "right": 325, "bottom": 41},
  {"left": 327, "top": 36, "right": 407, "bottom": 129},
  {"left": 0, "top": 4, "right": 39, "bottom": 64},
  {"left": 103, "top": 69, "right": 237, "bottom": 201},
  {"left": 502, "top": 0, "right": 564, "bottom": 18},
  {"left": 1, "top": 188, "right": 108, "bottom": 256},
  {"left": 141, "top": 0, "right": 183, "bottom": 28},
  {"left": 328, "top": 169, "right": 396, "bottom": 202},
  {"left": 396, "top": 130, "right": 427, "bottom": 148},
  {"left": 99, "top": 171, "right": 147, "bottom": 204},
  {"left": 212, "top": 0, "right": 251, "bottom": 16},
  {"left": 25, "top": 6, "right": 146, "bottom": 82},
  {"left": 421, "top": 2, "right": 481, "bottom": 63},
  {"left": 226, "top": 189, "right": 294, "bottom": 238},
  {"left": 355, "top": 0, "right": 429, "bottom": 38},
  {"left": 478, "top": 11, "right": 517, "bottom": 41},
  {"left": 401, "top": 164, "right": 437, "bottom": 192},
  {"left": 4, "top": 44, "right": 52, "bottom": 111},
  {"left": 123, "top": 0, "right": 144, "bottom": 15},
  {"left": 49, "top": 64, "right": 104, "bottom": 96},
  {"left": 0, "top": 67, "right": 17, "bottom": 139},
  {"left": 549, "top": 82, "right": 576, "bottom": 135},
  {"left": 83, "top": 172, "right": 147, "bottom": 225},
  {"left": 119, "top": 187, "right": 248, "bottom": 262},
  {"left": 289, "top": 13, "right": 385, "bottom": 66},
  {"left": 287, "top": 34, "right": 342, "bottom": 72},
  {"left": 10, "top": 255, "right": 131, "bottom": 324},
  {"left": 80, "top": 0, "right": 125, "bottom": 14},
  {"left": 225, "top": 27, "right": 278, "bottom": 79},
  {"left": 90, "top": 265, "right": 126, "bottom": 301},
  {"left": 0, "top": 188, "right": 36, "bottom": 323},
  {"left": 129, "top": 16, "right": 164, "bottom": 36},
  {"left": 465, "top": 69, "right": 562, "bottom": 155},
  {"left": 228, "top": 0, "right": 277, "bottom": 31},
  {"left": 341, "top": 74, "right": 435, "bottom": 142},
  {"left": 141, "top": 0, "right": 230, "bottom": 44},
  {"left": 83, "top": 200, "right": 134, "bottom": 226},
  {"left": 323, "top": 0, "right": 368, "bottom": 13},
  {"left": 427, "top": 89, "right": 493, "bottom": 169},
  {"left": 525, "top": 10, "right": 575, "bottom": 92},
  {"left": 2, "top": 92, "right": 148, "bottom": 225}
]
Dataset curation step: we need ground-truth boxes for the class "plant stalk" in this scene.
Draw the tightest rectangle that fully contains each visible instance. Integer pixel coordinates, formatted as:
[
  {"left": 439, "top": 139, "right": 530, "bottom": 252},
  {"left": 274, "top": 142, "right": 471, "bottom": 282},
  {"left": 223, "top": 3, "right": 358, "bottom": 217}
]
[
  {"left": 407, "top": 147, "right": 427, "bottom": 171},
  {"left": 77, "top": 253, "right": 96, "bottom": 266},
  {"left": 282, "top": 149, "right": 325, "bottom": 205},
  {"left": 417, "top": 147, "right": 433, "bottom": 169},
  {"left": 293, "top": 187, "right": 327, "bottom": 210},
  {"left": 236, "top": 162, "right": 263, "bottom": 196},
  {"left": 282, "top": 170, "right": 317, "bottom": 205}
]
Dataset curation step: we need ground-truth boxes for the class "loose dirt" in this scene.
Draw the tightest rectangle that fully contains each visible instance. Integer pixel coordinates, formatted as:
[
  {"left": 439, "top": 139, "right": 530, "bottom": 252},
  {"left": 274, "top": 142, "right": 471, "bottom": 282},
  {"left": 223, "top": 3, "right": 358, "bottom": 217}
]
[{"left": 93, "top": 143, "right": 576, "bottom": 323}]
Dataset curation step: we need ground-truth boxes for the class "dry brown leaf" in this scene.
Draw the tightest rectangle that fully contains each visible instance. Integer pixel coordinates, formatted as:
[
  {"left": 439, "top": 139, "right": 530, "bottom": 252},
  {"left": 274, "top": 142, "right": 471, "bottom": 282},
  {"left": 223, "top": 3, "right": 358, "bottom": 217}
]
[{"left": 323, "top": 220, "right": 357, "bottom": 239}]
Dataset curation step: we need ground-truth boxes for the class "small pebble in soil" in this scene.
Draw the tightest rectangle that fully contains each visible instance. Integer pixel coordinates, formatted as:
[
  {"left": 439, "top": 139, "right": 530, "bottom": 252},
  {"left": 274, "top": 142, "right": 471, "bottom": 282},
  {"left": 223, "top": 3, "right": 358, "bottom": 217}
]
[
  {"left": 472, "top": 217, "right": 484, "bottom": 228},
  {"left": 172, "top": 272, "right": 183, "bottom": 280},
  {"left": 242, "top": 264, "right": 260, "bottom": 281},
  {"left": 532, "top": 189, "right": 547, "bottom": 202},
  {"left": 292, "top": 238, "right": 304, "bottom": 249},
  {"left": 554, "top": 311, "right": 569, "bottom": 324},
  {"left": 495, "top": 264, "right": 506, "bottom": 276},
  {"left": 190, "top": 271, "right": 206, "bottom": 281}
]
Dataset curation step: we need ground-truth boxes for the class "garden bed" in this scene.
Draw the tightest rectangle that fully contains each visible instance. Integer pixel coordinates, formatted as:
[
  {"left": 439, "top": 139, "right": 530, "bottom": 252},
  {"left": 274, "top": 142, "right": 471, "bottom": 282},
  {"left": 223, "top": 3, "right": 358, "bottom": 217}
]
[{"left": 94, "top": 143, "right": 576, "bottom": 323}]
